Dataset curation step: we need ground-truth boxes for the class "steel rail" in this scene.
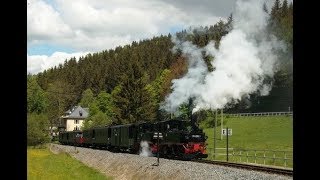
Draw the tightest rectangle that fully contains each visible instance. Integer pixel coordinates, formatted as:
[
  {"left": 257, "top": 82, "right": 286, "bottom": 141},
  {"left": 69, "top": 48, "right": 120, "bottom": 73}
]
[{"left": 192, "top": 159, "right": 293, "bottom": 176}]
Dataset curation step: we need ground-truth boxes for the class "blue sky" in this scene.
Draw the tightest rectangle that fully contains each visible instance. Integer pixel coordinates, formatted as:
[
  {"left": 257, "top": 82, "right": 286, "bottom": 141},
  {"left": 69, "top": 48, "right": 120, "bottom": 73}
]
[{"left": 28, "top": 44, "right": 75, "bottom": 56}]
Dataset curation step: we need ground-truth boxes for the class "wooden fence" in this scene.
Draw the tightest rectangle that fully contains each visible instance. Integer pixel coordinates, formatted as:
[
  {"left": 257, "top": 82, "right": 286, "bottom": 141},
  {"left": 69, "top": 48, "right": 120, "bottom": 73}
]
[
  {"left": 226, "top": 111, "right": 293, "bottom": 117},
  {"left": 207, "top": 148, "right": 293, "bottom": 168}
]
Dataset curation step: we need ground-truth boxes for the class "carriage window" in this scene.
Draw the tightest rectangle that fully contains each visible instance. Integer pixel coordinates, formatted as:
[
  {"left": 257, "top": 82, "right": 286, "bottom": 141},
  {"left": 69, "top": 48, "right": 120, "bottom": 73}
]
[{"left": 108, "top": 129, "right": 111, "bottom": 138}]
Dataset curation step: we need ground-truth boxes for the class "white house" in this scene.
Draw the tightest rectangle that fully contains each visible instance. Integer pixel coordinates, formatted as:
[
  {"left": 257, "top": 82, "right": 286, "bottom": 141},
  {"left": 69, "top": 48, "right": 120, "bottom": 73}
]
[{"left": 60, "top": 106, "right": 89, "bottom": 131}]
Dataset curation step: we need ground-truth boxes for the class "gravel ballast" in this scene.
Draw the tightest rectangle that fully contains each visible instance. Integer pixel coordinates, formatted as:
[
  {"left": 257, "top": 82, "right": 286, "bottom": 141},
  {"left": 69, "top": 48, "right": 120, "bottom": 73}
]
[{"left": 49, "top": 144, "right": 292, "bottom": 180}]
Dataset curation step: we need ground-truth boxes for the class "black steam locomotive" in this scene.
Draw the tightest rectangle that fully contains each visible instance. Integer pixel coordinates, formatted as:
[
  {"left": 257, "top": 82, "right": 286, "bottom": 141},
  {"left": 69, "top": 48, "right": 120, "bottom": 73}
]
[{"left": 59, "top": 117, "right": 208, "bottom": 160}]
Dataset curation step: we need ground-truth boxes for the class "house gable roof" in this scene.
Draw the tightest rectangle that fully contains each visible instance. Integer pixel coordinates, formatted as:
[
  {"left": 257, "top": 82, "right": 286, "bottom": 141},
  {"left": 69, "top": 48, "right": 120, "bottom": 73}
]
[{"left": 62, "top": 105, "right": 89, "bottom": 119}]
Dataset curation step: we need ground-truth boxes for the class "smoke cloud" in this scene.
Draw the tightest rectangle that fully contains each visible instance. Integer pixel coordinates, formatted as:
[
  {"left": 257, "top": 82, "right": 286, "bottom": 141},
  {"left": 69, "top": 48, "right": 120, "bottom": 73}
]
[
  {"left": 163, "top": 0, "right": 286, "bottom": 113},
  {"left": 139, "top": 141, "right": 152, "bottom": 157}
]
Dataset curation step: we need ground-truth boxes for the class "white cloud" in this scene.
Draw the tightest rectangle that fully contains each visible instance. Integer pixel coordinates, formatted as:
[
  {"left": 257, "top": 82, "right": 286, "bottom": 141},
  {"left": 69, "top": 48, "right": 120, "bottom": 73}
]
[
  {"left": 27, "top": 0, "right": 73, "bottom": 42},
  {"left": 28, "top": 0, "right": 226, "bottom": 52},
  {"left": 27, "top": 0, "right": 229, "bottom": 74},
  {"left": 27, "top": 51, "right": 90, "bottom": 74}
]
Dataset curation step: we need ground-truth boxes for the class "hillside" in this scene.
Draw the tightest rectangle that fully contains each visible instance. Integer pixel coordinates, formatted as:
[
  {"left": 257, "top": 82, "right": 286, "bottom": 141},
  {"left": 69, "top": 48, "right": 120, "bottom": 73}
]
[
  {"left": 202, "top": 115, "right": 293, "bottom": 150},
  {"left": 202, "top": 115, "right": 293, "bottom": 167},
  {"left": 27, "top": 0, "right": 293, "bottom": 131}
]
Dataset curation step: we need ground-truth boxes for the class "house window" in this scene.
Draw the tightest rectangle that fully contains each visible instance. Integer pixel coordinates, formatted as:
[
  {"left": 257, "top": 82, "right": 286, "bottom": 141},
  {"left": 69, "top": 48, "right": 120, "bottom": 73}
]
[{"left": 75, "top": 120, "right": 79, "bottom": 124}]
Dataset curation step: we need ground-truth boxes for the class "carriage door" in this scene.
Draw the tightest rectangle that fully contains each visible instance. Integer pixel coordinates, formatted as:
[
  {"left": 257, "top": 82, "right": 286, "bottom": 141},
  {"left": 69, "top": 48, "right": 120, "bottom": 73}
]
[{"left": 115, "top": 128, "right": 119, "bottom": 146}]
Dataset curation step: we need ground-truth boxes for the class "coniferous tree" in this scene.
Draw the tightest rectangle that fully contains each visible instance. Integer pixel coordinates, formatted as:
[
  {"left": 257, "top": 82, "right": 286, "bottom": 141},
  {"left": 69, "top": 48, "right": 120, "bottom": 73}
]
[
  {"left": 271, "top": 0, "right": 281, "bottom": 18},
  {"left": 31, "top": 6, "right": 293, "bottom": 115},
  {"left": 281, "top": 0, "right": 288, "bottom": 17},
  {"left": 263, "top": 2, "right": 269, "bottom": 14},
  {"left": 226, "top": 13, "right": 233, "bottom": 31},
  {"left": 112, "top": 60, "right": 156, "bottom": 124},
  {"left": 46, "top": 80, "right": 76, "bottom": 131}
]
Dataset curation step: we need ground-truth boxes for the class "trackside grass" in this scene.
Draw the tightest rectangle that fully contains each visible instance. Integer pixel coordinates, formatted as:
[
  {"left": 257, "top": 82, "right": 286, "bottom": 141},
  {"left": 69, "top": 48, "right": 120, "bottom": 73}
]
[
  {"left": 201, "top": 115, "right": 293, "bottom": 167},
  {"left": 27, "top": 148, "right": 112, "bottom": 180}
]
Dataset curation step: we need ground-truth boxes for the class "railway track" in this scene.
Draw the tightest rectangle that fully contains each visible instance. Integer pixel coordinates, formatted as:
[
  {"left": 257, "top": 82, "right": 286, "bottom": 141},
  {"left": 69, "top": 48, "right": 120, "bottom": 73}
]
[
  {"left": 54, "top": 143, "right": 293, "bottom": 176},
  {"left": 192, "top": 159, "right": 293, "bottom": 176}
]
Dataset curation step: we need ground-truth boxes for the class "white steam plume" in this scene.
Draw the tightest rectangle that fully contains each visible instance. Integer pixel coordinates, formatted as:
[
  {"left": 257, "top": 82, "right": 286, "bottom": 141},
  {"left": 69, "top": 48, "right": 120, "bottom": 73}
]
[
  {"left": 139, "top": 141, "right": 152, "bottom": 157},
  {"left": 163, "top": 0, "right": 286, "bottom": 113}
]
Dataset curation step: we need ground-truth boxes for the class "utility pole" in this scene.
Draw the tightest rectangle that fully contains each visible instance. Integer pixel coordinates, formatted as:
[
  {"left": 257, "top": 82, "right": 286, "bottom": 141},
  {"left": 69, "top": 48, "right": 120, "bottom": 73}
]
[
  {"left": 214, "top": 109, "right": 217, "bottom": 160},
  {"left": 226, "top": 127, "right": 229, "bottom": 161},
  {"left": 170, "top": 105, "right": 173, "bottom": 120},
  {"left": 157, "top": 123, "right": 160, "bottom": 165},
  {"left": 221, "top": 109, "right": 223, "bottom": 140}
]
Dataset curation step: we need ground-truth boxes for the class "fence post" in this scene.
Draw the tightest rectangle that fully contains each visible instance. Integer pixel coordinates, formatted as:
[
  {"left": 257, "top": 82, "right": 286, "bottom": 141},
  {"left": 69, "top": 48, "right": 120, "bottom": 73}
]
[
  {"left": 232, "top": 149, "right": 235, "bottom": 162},
  {"left": 254, "top": 150, "right": 257, "bottom": 164},
  {"left": 263, "top": 150, "right": 266, "bottom": 165},
  {"left": 215, "top": 148, "right": 291, "bottom": 167},
  {"left": 246, "top": 151, "right": 248, "bottom": 163},
  {"left": 273, "top": 152, "right": 276, "bottom": 165},
  {"left": 284, "top": 151, "right": 287, "bottom": 167}
]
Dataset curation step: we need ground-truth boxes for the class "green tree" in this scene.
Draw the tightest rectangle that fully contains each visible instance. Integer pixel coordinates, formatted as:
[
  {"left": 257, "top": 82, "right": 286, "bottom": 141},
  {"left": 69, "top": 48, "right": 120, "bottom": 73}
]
[
  {"left": 82, "top": 90, "right": 116, "bottom": 129},
  {"left": 112, "top": 61, "right": 156, "bottom": 124},
  {"left": 82, "top": 111, "right": 112, "bottom": 130},
  {"left": 145, "top": 69, "right": 171, "bottom": 105},
  {"left": 27, "top": 113, "right": 51, "bottom": 146},
  {"left": 27, "top": 74, "right": 47, "bottom": 114},
  {"left": 271, "top": 0, "right": 281, "bottom": 18},
  {"left": 226, "top": 13, "right": 233, "bottom": 31},
  {"left": 46, "top": 80, "right": 76, "bottom": 132},
  {"left": 88, "top": 101, "right": 100, "bottom": 117},
  {"left": 79, "top": 89, "right": 95, "bottom": 108},
  {"left": 110, "top": 85, "right": 126, "bottom": 124},
  {"left": 281, "top": 0, "right": 288, "bottom": 17},
  {"left": 96, "top": 91, "right": 114, "bottom": 117}
]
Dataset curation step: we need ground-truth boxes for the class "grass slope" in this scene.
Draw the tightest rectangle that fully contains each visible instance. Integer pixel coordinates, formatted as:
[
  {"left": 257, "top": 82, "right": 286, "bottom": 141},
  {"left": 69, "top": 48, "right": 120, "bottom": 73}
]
[
  {"left": 202, "top": 115, "right": 293, "bottom": 167},
  {"left": 28, "top": 148, "right": 112, "bottom": 180}
]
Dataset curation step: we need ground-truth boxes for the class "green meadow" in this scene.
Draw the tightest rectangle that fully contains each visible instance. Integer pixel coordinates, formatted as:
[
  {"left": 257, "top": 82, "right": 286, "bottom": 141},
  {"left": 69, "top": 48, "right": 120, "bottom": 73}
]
[
  {"left": 201, "top": 115, "right": 293, "bottom": 167},
  {"left": 27, "top": 148, "right": 113, "bottom": 180}
]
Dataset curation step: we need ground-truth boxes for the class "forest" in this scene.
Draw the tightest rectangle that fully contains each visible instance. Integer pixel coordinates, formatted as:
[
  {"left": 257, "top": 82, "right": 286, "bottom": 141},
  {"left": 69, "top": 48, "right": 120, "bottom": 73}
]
[{"left": 27, "top": 0, "right": 292, "bottom": 145}]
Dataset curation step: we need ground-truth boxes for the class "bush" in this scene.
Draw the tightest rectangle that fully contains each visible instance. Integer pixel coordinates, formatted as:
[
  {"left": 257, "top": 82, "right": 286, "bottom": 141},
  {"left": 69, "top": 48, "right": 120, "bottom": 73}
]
[{"left": 27, "top": 113, "right": 51, "bottom": 146}]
